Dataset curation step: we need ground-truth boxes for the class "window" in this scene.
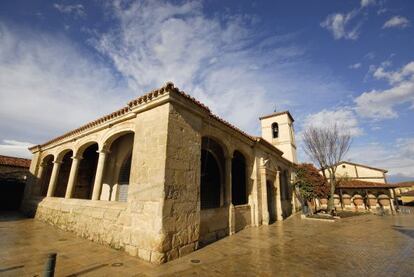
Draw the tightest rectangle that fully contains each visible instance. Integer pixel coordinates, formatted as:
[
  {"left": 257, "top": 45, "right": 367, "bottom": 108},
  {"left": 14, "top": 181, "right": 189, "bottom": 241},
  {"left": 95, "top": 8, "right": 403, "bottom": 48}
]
[
  {"left": 271, "top": 122, "right": 279, "bottom": 138},
  {"left": 200, "top": 137, "right": 225, "bottom": 209},
  {"left": 117, "top": 153, "right": 132, "bottom": 202},
  {"left": 232, "top": 151, "right": 247, "bottom": 205}
]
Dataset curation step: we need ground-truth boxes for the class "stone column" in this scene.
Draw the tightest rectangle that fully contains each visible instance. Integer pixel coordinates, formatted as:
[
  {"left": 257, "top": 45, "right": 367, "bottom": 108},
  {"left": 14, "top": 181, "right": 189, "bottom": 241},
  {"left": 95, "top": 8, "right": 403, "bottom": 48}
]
[
  {"left": 225, "top": 156, "right": 232, "bottom": 205},
  {"left": 229, "top": 203, "right": 236, "bottom": 235},
  {"left": 46, "top": 161, "right": 62, "bottom": 197},
  {"left": 65, "top": 156, "right": 82, "bottom": 199},
  {"left": 91, "top": 150, "right": 108, "bottom": 200},
  {"left": 260, "top": 168, "right": 269, "bottom": 225},
  {"left": 389, "top": 188, "right": 396, "bottom": 214},
  {"left": 289, "top": 172, "right": 296, "bottom": 213},
  {"left": 225, "top": 156, "right": 235, "bottom": 234},
  {"left": 34, "top": 162, "right": 46, "bottom": 196},
  {"left": 275, "top": 170, "right": 283, "bottom": 221}
]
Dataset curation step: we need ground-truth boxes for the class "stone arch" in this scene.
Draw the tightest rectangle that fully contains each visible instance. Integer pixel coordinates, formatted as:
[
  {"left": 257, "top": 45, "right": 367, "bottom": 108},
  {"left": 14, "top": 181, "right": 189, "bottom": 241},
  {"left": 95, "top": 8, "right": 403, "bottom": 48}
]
[
  {"left": 72, "top": 142, "right": 99, "bottom": 199},
  {"left": 100, "top": 131, "right": 135, "bottom": 201},
  {"left": 116, "top": 151, "right": 132, "bottom": 202},
  {"left": 54, "top": 150, "right": 73, "bottom": 198},
  {"left": 232, "top": 150, "right": 247, "bottom": 205},
  {"left": 38, "top": 154, "right": 54, "bottom": 197},
  {"left": 201, "top": 136, "right": 226, "bottom": 209},
  {"left": 100, "top": 121, "right": 135, "bottom": 151},
  {"left": 200, "top": 131, "right": 231, "bottom": 158},
  {"left": 54, "top": 147, "right": 74, "bottom": 162},
  {"left": 73, "top": 136, "right": 100, "bottom": 158}
]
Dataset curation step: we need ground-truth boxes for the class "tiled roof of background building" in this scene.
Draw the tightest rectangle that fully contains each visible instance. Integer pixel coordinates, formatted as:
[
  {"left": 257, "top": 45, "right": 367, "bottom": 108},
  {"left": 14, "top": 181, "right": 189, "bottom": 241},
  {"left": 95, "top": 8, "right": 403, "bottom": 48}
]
[
  {"left": 0, "top": 155, "right": 31, "bottom": 168},
  {"left": 337, "top": 179, "right": 398, "bottom": 189},
  {"left": 395, "top": 181, "right": 414, "bottom": 187}
]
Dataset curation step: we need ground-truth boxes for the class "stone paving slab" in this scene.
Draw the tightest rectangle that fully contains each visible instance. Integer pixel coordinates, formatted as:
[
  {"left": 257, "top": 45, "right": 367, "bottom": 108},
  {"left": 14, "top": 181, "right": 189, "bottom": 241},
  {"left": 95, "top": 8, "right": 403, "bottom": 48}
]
[{"left": 1, "top": 210, "right": 414, "bottom": 276}]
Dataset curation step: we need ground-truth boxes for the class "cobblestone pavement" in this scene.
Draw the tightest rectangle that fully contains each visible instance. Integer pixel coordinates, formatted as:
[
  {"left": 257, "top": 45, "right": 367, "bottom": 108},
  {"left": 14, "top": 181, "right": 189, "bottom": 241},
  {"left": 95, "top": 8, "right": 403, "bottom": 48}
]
[{"left": 1, "top": 210, "right": 413, "bottom": 277}]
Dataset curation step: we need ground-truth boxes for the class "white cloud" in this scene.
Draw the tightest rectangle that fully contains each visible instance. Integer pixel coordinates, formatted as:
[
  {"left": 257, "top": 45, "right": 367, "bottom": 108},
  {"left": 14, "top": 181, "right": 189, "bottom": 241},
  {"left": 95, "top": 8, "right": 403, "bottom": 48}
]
[
  {"left": 383, "top": 16, "right": 410, "bottom": 29},
  {"left": 361, "top": 0, "right": 376, "bottom": 8},
  {"left": 355, "top": 61, "right": 414, "bottom": 119},
  {"left": 364, "top": 52, "right": 375, "bottom": 60},
  {"left": 349, "top": 63, "right": 362, "bottom": 69},
  {"left": 0, "top": 22, "right": 129, "bottom": 146},
  {"left": 320, "top": 10, "right": 361, "bottom": 40},
  {"left": 0, "top": 140, "right": 33, "bottom": 158},
  {"left": 93, "top": 0, "right": 333, "bottom": 133},
  {"left": 347, "top": 138, "right": 414, "bottom": 180},
  {"left": 302, "top": 107, "right": 363, "bottom": 137},
  {"left": 53, "top": 3, "right": 86, "bottom": 18},
  {"left": 373, "top": 61, "right": 414, "bottom": 84}
]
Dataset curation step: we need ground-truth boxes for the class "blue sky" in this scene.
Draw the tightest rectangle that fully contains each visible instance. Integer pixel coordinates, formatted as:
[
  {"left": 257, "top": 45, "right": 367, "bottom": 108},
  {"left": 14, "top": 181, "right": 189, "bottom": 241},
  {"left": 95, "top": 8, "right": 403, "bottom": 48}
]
[{"left": 0, "top": 0, "right": 413, "bottom": 182}]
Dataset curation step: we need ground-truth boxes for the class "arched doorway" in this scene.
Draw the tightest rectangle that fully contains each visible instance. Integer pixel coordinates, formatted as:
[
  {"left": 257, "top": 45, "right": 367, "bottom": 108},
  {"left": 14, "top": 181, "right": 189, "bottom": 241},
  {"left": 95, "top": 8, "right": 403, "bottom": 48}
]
[
  {"left": 73, "top": 143, "right": 98, "bottom": 199},
  {"left": 267, "top": 180, "right": 276, "bottom": 223},
  {"left": 201, "top": 149, "right": 221, "bottom": 209},
  {"left": 101, "top": 132, "right": 134, "bottom": 201},
  {"left": 232, "top": 151, "right": 247, "bottom": 205},
  {"left": 199, "top": 136, "right": 227, "bottom": 247},
  {"left": 117, "top": 152, "right": 132, "bottom": 202},
  {"left": 200, "top": 137, "right": 225, "bottom": 209},
  {"left": 280, "top": 170, "right": 292, "bottom": 219},
  {"left": 54, "top": 151, "right": 72, "bottom": 198},
  {"left": 39, "top": 155, "right": 54, "bottom": 197}
]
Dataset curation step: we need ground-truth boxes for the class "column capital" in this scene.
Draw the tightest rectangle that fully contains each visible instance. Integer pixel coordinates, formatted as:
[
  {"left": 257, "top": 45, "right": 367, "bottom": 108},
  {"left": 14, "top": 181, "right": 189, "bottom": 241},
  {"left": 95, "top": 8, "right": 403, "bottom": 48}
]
[
  {"left": 71, "top": 155, "right": 83, "bottom": 161},
  {"left": 97, "top": 149, "right": 110, "bottom": 155},
  {"left": 52, "top": 160, "right": 63, "bottom": 165},
  {"left": 224, "top": 153, "right": 233, "bottom": 160}
]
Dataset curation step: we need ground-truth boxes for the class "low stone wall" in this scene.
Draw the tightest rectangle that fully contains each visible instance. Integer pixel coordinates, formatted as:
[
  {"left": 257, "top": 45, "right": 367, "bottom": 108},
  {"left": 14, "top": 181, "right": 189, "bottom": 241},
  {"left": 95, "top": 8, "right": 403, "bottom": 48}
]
[
  {"left": 199, "top": 207, "right": 228, "bottom": 246},
  {"left": 234, "top": 204, "right": 251, "bottom": 232},
  {"left": 24, "top": 197, "right": 128, "bottom": 250}
]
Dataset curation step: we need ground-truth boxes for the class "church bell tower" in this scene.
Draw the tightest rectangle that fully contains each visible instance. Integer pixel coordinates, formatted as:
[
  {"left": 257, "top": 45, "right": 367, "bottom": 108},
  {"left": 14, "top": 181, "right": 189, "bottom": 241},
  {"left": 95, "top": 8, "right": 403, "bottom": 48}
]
[{"left": 259, "top": 111, "right": 297, "bottom": 163}]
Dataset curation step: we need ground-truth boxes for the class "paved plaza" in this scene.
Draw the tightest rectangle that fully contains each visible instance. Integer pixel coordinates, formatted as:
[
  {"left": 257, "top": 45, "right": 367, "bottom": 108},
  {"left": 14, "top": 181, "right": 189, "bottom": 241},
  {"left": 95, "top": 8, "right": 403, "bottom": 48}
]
[{"left": 0, "top": 210, "right": 413, "bottom": 276}]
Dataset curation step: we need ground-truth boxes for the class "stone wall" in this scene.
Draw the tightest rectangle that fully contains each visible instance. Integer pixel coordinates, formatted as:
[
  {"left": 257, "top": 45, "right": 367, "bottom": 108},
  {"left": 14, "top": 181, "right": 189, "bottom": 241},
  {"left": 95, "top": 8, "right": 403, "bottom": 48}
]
[
  {"left": 199, "top": 207, "right": 229, "bottom": 246},
  {"left": 162, "top": 102, "right": 202, "bottom": 261},
  {"left": 124, "top": 103, "right": 170, "bottom": 263},
  {"left": 25, "top": 197, "right": 127, "bottom": 249},
  {"left": 234, "top": 205, "right": 251, "bottom": 232}
]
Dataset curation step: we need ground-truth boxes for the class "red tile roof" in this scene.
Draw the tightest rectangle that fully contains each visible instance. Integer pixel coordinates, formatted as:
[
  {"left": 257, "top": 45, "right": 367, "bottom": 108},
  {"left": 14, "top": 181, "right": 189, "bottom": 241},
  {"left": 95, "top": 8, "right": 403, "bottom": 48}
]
[
  {"left": 30, "top": 82, "right": 288, "bottom": 159},
  {"left": 394, "top": 181, "right": 414, "bottom": 188},
  {"left": 0, "top": 155, "right": 31, "bottom": 168},
  {"left": 400, "top": 190, "right": 414, "bottom": 196},
  {"left": 337, "top": 179, "right": 398, "bottom": 189}
]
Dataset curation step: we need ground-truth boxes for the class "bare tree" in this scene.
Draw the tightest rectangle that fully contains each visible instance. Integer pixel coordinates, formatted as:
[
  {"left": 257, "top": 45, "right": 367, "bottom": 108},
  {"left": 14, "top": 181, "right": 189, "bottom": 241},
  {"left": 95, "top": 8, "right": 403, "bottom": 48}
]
[{"left": 302, "top": 124, "right": 351, "bottom": 212}]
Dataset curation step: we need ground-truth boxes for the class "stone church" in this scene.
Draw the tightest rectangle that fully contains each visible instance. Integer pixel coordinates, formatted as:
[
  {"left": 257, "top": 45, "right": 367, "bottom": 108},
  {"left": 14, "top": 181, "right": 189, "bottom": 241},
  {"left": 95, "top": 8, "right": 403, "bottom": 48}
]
[{"left": 22, "top": 82, "right": 298, "bottom": 264}]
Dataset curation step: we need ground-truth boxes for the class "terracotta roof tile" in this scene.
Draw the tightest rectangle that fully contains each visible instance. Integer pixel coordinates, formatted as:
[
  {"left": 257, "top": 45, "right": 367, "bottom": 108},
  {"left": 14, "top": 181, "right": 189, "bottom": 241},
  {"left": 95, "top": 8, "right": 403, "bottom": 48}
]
[
  {"left": 338, "top": 179, "right": 398, "bottom": 189},
  {"left": 0, "top": 155, "right": 31, "bottom": 168},
  {"left": 400, "top": 190, "right": 414, "bottom": 196},
  {"left": 394, "top": 181, "right": 414, "bottom": 187}
]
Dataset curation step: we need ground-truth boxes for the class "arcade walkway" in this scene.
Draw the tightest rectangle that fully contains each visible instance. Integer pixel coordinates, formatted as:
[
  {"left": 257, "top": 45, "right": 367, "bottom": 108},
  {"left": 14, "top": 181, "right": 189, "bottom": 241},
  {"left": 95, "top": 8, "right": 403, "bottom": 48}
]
[{"left": 0, "top": 210, "right": 413, "bottom": 276}]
